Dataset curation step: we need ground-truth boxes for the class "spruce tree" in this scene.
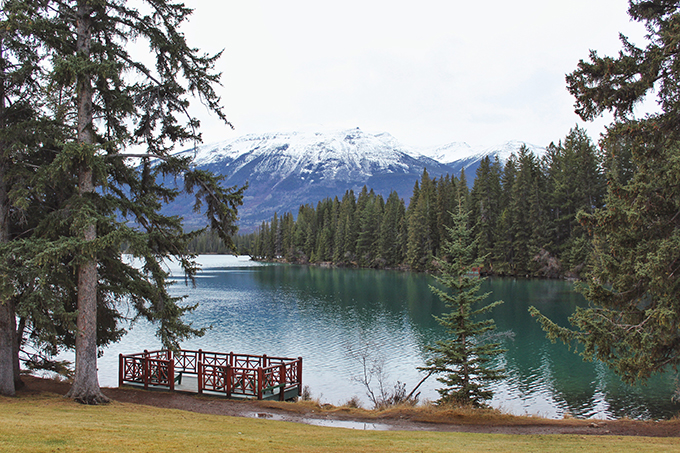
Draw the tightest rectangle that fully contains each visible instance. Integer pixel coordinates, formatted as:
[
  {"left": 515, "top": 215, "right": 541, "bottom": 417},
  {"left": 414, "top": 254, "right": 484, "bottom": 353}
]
[
  {"left": 508, "top": 146, "right": 545, "bottom": 275},
  {"left": 0, "top": 1, "right": 246, "bottom": 403},
  {"left": 281, "top": 212, "right": 294, "bottom": 260},
  {"left": 470, "top": 157, "right": 502, "bottom": 271},
  {"left": 332, "top": 192, "right": 349, "bottom": 263},
  {"left": 379, "top": 191, "right": 406, "bottom": 267},
  {"left": 493, "top": 157, "right": 517, "bottom": 274},
  {"left": 421, "top": 195, "right": 505, "bottom": 407},
  {"left": 407, "top": 170, "right": 435, "bottom": 270},
  {"left": 0, "top": 0, "right": 53, "bottom": 395},
  {"left": 544, "top": 127, "right": 604, "bottom": 274},
  {"left": 342, "top": 190, "right": 358, "bottom": 261},
  {"left": 435, "top": 175, "right": 456, "bottom": 257},
  {"left": 356, "top": 189, "right": 382, "bottom": 266},
  {"left": 532, "top": 0, "right": 680, "bottom": 385}
]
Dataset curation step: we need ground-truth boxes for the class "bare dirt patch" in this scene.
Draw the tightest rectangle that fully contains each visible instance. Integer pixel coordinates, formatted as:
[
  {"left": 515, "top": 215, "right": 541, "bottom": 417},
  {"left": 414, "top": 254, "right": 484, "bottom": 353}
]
[{"left": 17, "top": 376, "right": 680, "bottom": 437}]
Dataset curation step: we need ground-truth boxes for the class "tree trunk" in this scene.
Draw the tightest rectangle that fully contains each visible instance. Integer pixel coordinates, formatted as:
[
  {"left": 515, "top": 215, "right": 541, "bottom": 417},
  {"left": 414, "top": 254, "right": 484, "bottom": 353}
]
[
  {"left": 0, "top": 30, "right": 15, "bottom": 397},
  {"left": 0, "top": 155, "right": 15, "bottom": 396},
  {"left": 65, "top": 3, "right": 108, "bottom": 404},
  {"left": 0, "top": 301, "right": 14, "bottom": 396}
]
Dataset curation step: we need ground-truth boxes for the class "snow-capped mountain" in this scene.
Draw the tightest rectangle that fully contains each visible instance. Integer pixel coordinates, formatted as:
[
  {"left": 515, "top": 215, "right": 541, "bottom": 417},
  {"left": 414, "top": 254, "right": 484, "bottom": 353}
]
[
  {"left": 417, "top": 142, "right": 475, "bottom": 164},
  {"left": 419, "top": 139, "right": 546, "bottom": 164},
  {"left": 421, "top": 139, "right": 547, "bottom": 180},
  {"left": 168, "top": 128, "right": 545, "bottom": 231},
  {"left": 177, "top": 128, "right": 437, "bottom": 182}
]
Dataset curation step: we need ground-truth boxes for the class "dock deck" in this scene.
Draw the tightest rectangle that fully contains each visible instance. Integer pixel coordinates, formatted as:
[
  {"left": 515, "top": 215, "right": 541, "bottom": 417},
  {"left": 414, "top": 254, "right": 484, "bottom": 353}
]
[{"left": 119, "top": 349, "right": 302, "bottom": 401}]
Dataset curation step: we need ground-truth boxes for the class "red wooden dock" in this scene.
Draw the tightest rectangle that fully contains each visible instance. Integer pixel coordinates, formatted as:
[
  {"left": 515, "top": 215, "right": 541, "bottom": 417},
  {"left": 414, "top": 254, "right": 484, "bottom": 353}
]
[{"left": 119, "top": 349, "right": 302, "bottom": 401}]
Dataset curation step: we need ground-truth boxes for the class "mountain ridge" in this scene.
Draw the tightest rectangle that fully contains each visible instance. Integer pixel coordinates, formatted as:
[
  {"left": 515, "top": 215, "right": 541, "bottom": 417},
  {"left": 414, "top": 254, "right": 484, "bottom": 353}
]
[{"left": 170, "top": 128, "right": 545, "bottom": 231}]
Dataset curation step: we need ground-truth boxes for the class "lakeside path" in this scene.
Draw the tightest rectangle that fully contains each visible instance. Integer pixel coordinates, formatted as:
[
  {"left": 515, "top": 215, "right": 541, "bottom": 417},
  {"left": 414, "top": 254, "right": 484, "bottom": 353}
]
[{"left": 16, "top": 376, "right": 680, "bottom": 437}]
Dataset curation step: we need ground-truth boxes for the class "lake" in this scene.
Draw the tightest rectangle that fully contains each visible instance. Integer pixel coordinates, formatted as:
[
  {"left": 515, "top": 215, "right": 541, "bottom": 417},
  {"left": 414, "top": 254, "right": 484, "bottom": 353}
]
[{"left": 94, "top": 255, "right": 680, "bottom": 419}]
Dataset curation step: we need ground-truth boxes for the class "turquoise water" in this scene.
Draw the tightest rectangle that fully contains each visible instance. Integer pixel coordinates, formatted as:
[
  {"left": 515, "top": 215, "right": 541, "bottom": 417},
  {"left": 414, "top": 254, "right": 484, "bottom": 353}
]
[{"left": 96, "top": 256, "right": 680, "bottom": 419}]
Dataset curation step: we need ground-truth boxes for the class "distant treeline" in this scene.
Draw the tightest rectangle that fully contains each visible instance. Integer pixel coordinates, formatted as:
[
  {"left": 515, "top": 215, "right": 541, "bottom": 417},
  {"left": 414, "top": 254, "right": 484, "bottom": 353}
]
[{"left": 206, "top": 127, "right": 612, "bottom": 278}]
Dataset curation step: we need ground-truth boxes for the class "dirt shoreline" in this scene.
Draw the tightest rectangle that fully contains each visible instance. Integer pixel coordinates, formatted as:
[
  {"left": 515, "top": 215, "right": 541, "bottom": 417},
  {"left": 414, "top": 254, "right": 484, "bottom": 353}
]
[{"left": 15, "top": 376, "right": 680, "bottom": 437}]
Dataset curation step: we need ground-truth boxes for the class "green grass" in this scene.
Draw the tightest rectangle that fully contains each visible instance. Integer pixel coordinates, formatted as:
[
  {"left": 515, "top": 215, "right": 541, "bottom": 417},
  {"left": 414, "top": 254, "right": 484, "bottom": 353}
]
[{"left": 1, "top": 393, "right": 678, "bottom": 452}]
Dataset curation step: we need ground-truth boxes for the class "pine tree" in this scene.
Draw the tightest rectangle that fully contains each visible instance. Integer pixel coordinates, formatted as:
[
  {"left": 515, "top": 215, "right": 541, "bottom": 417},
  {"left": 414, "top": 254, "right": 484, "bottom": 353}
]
[
  {"left": 532, "top": 0, "right": 680, "bottom": 385},
  {"left": 421, "top": 195, "right": 505, "bottom": 407}
]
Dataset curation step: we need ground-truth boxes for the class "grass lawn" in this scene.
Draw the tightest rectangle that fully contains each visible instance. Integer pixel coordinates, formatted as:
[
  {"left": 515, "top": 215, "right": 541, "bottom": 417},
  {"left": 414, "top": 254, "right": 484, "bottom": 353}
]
[{"left": 1, "top": 393, "right": 678, "bottom": 452}]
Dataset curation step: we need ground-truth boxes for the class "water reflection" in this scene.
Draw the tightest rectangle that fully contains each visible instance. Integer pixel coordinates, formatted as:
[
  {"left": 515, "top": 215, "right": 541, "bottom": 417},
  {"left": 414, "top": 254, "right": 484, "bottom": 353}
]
[{"left": 94, "top": 256, "right": 679, "bottom": 420}]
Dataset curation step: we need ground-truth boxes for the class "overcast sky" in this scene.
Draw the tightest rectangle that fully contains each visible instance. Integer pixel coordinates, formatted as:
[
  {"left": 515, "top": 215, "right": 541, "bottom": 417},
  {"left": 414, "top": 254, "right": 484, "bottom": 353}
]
[{"left": 179, "top": 0, "right": 650, "bottom": 149}]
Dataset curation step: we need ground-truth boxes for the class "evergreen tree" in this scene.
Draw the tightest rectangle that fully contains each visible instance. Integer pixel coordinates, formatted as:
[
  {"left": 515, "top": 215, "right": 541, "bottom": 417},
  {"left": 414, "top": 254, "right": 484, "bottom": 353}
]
[
  {"left": 0, "top": 1, "right": 245, "bottom": 403},
  {"left": 303, "top": 205, "right": 318, "bottom": 261},
  {"left": 457, "top": 168, "right": 470, "bottom": 214},
  {"left": 379, "top": 191, "right": 407, "bottom": 267},
  {"left": 508, "top": 147, "right": 545, "bottom": 275},
  {"left": 0, "top": 0, "right": 88, "bottom": 396},
  {"left": 293, "top": 204, "right": 316, "bottom": 261},
  {"left": 313, "top": 198, "right": 336, "bottom": 262},
  {"left": 356, "top": 188, "right": 382, "bottom": 266},
  {"left": 281, "top": 212, "right": 295, "bottom": 260},
  {"left": 421, "top": 195, "right": 505, "bottom": 406},
  {"left": 544, "top": 127, "right": 604, "bottom": 273},
  {"left": 435, "top": 175, "right": 457, "bottom": 257},
  {"left": 0, "top": 0, "right": 46, "bottom": 396},
  {"left": 492, "top": 156, "right": 517, "bottom": 274},
  {"left": 407, "top": 169, "right": 435, "bottom": 270},
  {"left": 271, "top": 213, "right": 280, "bottom": 258},
  {"left": 342, "top": 190, "right": 358, "bottom": 261},
  {"left": 470, "top": 157, "right": 502, "bottom": 271},
  {"left": 532, "top": 0, "right": 680, "bottom": 385},
  {"left": 332, "top": 192, "right": 348, "bottom": 263}
]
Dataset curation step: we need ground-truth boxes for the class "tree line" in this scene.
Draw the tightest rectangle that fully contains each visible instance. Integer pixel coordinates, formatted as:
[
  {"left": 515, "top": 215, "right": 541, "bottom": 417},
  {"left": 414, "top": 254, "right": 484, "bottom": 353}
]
[{"left": 229, "top": 126, "right": 606, "bottom": 278}]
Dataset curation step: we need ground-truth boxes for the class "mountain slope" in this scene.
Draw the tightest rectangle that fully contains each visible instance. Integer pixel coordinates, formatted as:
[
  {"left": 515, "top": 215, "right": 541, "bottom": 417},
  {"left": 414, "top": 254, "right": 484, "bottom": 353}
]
[{"left": 170, "top": 129, "right": 545, "bottom": 232}]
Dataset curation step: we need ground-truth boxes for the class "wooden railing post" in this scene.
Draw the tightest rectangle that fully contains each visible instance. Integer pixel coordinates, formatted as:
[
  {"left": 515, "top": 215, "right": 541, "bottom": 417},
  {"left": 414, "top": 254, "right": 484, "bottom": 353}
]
[
  {"left": 257, "top": 367, "right": 264, "bottom": 400},
  {"left": 118, "top": 354, "right": 124, "bottom": 387},
  {"left": 225, "top": 365, "right": 231, "bottom": 398},
  {"left": 143, "top": 350, "right": 149, "bottom": 390},
  {"left": 297, "top": 357, "right": 303, "bottom": 397},
  {"left": 262, "top": 354, "right": 267, "bottom": 368},
  {"left": 198, "top": 361, "right": 203, "bottom": 394},
  {"left": 169, "top": 351, "right": 175, "bottom": 391},
  {"left": 198, "top": 349, "right": 203, "bottom": 393},
  {"left": 279, "top": 364, "right": 286, "bottom": 401}
]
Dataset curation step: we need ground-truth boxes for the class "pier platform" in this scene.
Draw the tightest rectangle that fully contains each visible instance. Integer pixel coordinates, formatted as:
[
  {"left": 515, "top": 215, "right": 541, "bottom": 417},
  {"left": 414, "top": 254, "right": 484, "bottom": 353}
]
[{"left": 119, "top": 349, "right": 302, "bottom": 401}]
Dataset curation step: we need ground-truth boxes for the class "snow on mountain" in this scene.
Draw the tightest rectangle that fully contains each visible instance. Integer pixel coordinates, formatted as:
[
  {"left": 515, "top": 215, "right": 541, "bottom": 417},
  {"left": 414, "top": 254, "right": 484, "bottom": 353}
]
[
  {"left": 478, "top": 140, "right": 546, "bottom": 161},
  {"left": 169, "top": 129, "right": 546, "bottom": 231},
  {"left": 417, "top": 139, "right": 545, "bottom": 164},
  {"left": 180, "top": 128, "right": 419, "bottom": 180},
  {"left": 171, "top": 128, "right": 451, "bottom": 231},
  {"left": 416, "top": 142, "right": 475, "bottom": 164}
]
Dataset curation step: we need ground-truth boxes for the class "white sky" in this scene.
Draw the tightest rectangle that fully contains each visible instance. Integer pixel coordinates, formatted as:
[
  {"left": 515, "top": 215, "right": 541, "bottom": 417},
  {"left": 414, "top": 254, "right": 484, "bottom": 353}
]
[{"left": 180, "top": 0, "right": 650, "bottom": 149}]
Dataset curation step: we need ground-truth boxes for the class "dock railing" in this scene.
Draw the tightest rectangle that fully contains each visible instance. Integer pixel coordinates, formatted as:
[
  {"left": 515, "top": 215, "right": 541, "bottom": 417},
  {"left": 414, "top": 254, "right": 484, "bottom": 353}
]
[{"left": 119, "top": 349, "right": 302, "bottom": 401}]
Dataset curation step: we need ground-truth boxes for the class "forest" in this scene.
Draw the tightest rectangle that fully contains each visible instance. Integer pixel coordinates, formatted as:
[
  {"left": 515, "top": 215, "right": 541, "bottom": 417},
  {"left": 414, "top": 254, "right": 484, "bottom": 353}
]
[{"left": 201, "top": 126, "right": 614, "bottom": 279}]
